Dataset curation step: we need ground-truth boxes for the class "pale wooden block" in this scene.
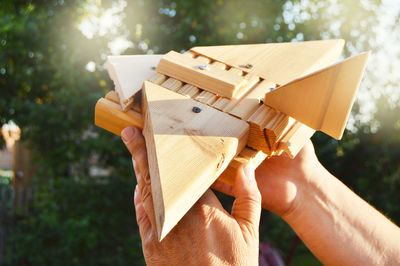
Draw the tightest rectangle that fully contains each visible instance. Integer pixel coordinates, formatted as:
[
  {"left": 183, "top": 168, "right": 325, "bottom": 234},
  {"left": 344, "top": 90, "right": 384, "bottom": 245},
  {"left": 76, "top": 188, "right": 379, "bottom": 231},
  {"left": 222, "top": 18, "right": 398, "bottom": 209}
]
[
  {"left": 161, "top": 77, "right": 184, "bottom": 91},
  {"left": 218, "top": 147, "right": 267, "bottom": 186},
  {"left": 278, "top": 122, "right": 315, "bottom": 158},
  {"left": 148, "top": 73, "right": 167, "bottom": 85},
  {"left": 195, "top": 91, "right": 217, "bottom": 105},
  {"left": 229, "top": 79, "right": 275, "bottom": 119},
  {"left": 142, "top": 81, "right": 249, "bottom": 240},
  {"left": 212, "top": 97, "right": 231, "bottom": 111},
  {"left": 107, "top": 55, "right": 162, "bottom": 111},
  {"left": 105, "top": 90, "right": 120, "bottom": 104},
  {"left": 177, "top": 84, "right": 200, "bottom": 98}
]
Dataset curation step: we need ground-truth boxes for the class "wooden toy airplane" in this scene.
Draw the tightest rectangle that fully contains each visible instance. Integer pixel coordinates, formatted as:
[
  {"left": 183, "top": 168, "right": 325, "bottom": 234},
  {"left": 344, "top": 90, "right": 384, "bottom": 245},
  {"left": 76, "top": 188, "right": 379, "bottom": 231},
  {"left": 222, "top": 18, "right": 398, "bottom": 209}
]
[{"left": 94, "top": 39, "right": 370, "bottom": 241}]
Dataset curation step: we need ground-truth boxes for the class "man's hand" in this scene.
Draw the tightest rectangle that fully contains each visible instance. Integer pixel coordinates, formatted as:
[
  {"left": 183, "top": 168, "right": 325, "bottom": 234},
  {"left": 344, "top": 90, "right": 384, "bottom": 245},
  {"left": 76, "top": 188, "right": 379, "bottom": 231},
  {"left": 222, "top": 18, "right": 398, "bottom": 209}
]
[
  {"left": 213, "top": 140, "right": 321, "bottom": 217},
  {"left": 121, "top": 126, "right": 262, "bottom": 265}
]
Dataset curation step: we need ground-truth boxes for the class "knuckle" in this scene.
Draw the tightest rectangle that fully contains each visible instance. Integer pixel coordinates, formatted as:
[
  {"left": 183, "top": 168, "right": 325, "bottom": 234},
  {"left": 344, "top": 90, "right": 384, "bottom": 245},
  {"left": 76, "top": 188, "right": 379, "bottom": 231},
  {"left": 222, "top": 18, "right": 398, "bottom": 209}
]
[{"left": 139, "top": 184, "right": 152, "bottom": 204}]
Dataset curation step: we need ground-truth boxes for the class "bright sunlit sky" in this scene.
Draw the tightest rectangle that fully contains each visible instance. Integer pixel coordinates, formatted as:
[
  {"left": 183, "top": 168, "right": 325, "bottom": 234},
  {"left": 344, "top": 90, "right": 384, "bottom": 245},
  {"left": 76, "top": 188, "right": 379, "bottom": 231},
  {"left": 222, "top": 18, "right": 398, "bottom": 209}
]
[{"left": 78, "top": 0, "right": 400, "bottom": 131}]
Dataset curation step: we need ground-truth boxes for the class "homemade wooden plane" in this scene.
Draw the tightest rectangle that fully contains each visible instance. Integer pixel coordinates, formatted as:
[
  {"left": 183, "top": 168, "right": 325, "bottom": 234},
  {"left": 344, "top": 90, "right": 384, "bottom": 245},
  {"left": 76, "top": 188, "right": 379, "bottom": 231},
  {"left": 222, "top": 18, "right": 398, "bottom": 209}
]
[{"left": 94, "top": 39, "right": 370, "bottom": 240}]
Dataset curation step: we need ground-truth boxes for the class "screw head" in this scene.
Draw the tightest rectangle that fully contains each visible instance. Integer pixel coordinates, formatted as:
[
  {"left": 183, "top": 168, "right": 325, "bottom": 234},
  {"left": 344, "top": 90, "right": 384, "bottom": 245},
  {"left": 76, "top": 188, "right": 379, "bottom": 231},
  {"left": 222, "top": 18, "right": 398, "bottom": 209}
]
[
  {"left": 198, "top": 65, "right": 210, "bottom": 71},
  {"left": 192, "top": 106, "right": 201, "bottom": 113},
  {"left": 269, "top": 87, "right": 275, "bottom": 92}
]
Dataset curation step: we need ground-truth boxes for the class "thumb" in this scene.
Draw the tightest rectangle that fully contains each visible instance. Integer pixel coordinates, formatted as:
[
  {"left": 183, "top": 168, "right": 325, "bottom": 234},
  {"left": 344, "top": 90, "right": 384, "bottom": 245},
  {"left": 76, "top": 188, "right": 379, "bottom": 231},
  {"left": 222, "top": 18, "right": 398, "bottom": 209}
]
[{"left": 231, "top": 163, "right": 262, "bottom": 239}]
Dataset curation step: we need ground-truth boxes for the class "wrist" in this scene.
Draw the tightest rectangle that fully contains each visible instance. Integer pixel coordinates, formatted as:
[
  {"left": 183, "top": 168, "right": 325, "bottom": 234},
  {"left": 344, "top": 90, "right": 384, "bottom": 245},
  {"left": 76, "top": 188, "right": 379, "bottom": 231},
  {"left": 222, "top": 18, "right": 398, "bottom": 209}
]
[{"left": 280, "top": 159, "right": 330, "bottom": 222}]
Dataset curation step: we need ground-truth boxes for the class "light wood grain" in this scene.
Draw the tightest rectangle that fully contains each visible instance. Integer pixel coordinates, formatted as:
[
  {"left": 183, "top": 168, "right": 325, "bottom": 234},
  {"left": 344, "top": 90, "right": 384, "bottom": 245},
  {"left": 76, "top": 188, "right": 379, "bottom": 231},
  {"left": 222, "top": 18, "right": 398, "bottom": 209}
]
[
  {"left": 141, "top": 81, "right": 249, "bottom": 240},
  {"left": 263, "top": 52, "right": 370, "bottom": 139},
  {"left": 278, "top": 122, "right": 315, "bottom": 158},
  {"left": 156, "top": 51, "right": 258, "bottom": 98},
  {"left": 107, "top": 55, "right": 162, "bottom": 110},
  {"left": 94, "top": 98, "right": 143, "bottom": 136},
  {"left": 190, "top": 39, "right": 345, "bottom": 86}
]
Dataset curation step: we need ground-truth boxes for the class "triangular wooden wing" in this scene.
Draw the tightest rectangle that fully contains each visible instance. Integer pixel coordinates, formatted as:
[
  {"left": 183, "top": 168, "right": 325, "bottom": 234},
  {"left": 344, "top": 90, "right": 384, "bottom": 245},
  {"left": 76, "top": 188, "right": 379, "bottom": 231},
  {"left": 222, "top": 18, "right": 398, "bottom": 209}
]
[
  {"left": 263, "top": 52, "right": 370, "bottom": 139},
  {"left": 191, "top": 39, "right": 344, "bottom": 85},
  {"left": 142, "top": 81, "right": 249, "bottom": 240}
]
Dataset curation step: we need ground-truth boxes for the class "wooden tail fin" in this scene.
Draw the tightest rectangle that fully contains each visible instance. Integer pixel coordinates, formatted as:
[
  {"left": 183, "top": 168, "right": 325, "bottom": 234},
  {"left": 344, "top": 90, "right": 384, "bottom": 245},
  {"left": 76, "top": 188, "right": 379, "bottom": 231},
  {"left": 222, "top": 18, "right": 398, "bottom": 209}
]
[{"left": 263, "top": 51, "right": 370, "bottom": 139}]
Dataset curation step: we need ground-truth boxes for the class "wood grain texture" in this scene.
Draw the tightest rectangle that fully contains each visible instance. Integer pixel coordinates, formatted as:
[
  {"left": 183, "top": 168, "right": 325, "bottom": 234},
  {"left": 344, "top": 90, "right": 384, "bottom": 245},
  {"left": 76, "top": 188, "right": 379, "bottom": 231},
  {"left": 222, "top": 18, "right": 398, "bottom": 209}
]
[
  {"left": 190, "top": 39, "right": 345, "bottom": 86},
  {"left": 278, "top": 122, "right": 315, "bottom": 158},
  {"left": 94, "top": 98, "right": 143, "bottom": 135},
  {"left": 156, "top": 51, "right": 258, "bottom": 98},
  {"left": 141, "top": 81, "right": 249, "bottom": 240},
  {"left": 96, "top": 90, "right": 266, "bottom": 185},
  {"left": 107, "top": 55, "right": 162, "bottom": 110},
  {"left": 264, "top": 52, "right": 370, "bottom": 139}
]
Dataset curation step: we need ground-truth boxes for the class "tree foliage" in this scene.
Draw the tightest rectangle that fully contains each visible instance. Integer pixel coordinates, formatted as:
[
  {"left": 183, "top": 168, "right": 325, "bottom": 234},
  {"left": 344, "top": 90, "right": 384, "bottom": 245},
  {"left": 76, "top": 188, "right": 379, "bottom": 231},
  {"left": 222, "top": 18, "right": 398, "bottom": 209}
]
[{"left": 1, "top": 0, "right": 399, "bottom": 265}]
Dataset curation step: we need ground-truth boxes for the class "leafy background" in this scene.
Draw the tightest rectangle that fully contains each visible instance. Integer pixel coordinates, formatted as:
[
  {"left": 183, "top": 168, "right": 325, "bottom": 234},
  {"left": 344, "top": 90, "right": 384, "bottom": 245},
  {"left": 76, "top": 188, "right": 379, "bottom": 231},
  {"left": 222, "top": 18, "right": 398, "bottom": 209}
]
[{"left": 1, "top": 0, "right": 399, "bottom": 265}]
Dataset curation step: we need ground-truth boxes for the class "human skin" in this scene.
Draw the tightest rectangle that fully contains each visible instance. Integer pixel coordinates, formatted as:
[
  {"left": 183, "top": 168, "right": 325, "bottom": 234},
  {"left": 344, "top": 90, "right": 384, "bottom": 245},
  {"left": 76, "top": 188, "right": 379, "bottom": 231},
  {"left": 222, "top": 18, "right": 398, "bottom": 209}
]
[
  {"left": 121, "top": 126, "right": 262, "bottom": 266},
  {"left": 213, "top": 140, "right": 400, "bottom": 265}
]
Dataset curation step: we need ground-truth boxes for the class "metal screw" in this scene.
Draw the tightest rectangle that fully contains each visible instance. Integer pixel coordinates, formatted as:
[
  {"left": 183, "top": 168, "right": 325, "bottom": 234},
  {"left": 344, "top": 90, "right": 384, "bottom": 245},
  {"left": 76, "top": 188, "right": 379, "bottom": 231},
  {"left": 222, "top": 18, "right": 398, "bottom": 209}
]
[
  {"left": 192, "top": 106, "right": 201, "bottom": 113},
  {"left": 240, "top": 63, "right": 253, "bottom": 69},
  {"left": 198, "top": 65, "right": 210, "bottom": 71},
  {"left": 151, "top": 66, "right": 156, "bottom": 70}
]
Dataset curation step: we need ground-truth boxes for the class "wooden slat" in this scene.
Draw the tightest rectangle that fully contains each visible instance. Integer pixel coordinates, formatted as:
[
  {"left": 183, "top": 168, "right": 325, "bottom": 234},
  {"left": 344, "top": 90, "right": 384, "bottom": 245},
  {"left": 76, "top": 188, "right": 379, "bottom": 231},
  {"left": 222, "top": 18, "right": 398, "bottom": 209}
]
[
  {"left": 246, "top": 105, "right": 276, "bottom": 155},
  {"left": 228, "top": 79, "right": 275, "bottom": 119},
  {"left": 142, "top": 81, "right": 249, "bottom": 240},
  {"left": 218, "top": 147, "right": 267, "bottom": 186},
  {"left": 212, "top": 97, "right": 231, "bottom": 110},
  {"left": 148, "top": 73, "right": 167, "bottom": 85},
  {"left": 177, "top": 84, "right": 200, "bottom": 98},
  {"left": 195, "top": 91, "right": 217, "bottom": 105},
  {"left": 160, "top": 77, "right": 184, "bottom": 91},
  {"left": 278, "top": 122, "right": 315, "bottom": 158},
  {"left": 105, "top": 90, "right": 120, "bottom": 103},
  {"left": 156, "top": 51, "right": 257, "bottom": 98}
]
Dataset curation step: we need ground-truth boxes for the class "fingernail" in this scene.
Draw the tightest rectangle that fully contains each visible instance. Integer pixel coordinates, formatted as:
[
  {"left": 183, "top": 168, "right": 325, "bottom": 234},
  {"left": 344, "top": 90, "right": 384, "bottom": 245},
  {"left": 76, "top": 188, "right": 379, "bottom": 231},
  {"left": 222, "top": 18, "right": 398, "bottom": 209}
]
[
  {"left": 121, "top": 127, "right": 136, "bottom": 143},
  {"left": 244, "top": 164, "right": 255, "bottom": 181},
  {"left": 132, "top": 158, "right": 136, "bottom": 170},
  {"left": 134, "top": 185, "right": 138, "bottom": 201}
]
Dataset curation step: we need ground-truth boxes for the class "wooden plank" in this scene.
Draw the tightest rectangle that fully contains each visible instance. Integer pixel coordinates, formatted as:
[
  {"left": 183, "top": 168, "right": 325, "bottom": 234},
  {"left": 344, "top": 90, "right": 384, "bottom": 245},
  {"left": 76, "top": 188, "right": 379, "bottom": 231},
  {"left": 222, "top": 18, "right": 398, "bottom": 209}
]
[
  {"left": 246, "top": 105, "right": 276, "bottom": 155},
  {"left": 229, "top": 79, "right": 275, "bottom": 119},
  {"left": 190, "top": 39, "right": 345, "bottom": 85},
  {"left": 156, "top": 51, "right": 257, "bottom": 98},
  {"left": 177, "top": 84, "right": 200, "bottom": 98},
  {"left": 263, "top": 52, "right": 370, "bottom": 139},
  {"left": 105, "top": 90, "right": 120, "bottom": 104},
  {"left": 218, "top": 147, "right": 267, "bottom": 186},
  {"left": 212, "top": 97, "right": 231, "bottom": 110},
  {"left": 94, "top": 98, "right": 143, "bottom": 136},
  {"left": 142, "top": 81, "right": 249, "bottom": 240},
  {"left": 160, "top": 77, "right": 184, "bottom": 91},
  {"left": 107, "top": 55, "right": 162, "bottom": 111},
  {"left": 148, "top": 73, "right": 167, "bottom": 85},
  {"left": 195, "top": 91, "right": 217, "bottom": 105},
  {"left": 278, "top": 122, "right": 315, "bottom": 158}
]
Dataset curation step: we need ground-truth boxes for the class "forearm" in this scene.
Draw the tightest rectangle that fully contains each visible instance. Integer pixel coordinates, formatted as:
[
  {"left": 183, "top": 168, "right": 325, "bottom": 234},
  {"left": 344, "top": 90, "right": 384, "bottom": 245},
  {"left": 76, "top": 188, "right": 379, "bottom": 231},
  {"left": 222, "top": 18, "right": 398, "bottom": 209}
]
[{"left": 283, "top": 162, "right": 400, "bottom": 265}]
